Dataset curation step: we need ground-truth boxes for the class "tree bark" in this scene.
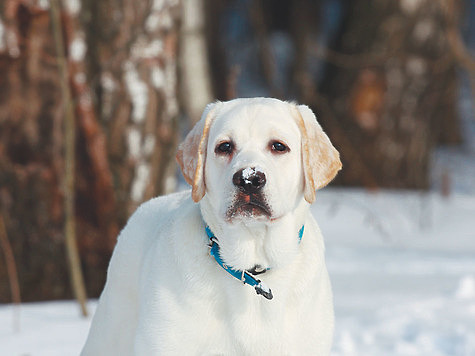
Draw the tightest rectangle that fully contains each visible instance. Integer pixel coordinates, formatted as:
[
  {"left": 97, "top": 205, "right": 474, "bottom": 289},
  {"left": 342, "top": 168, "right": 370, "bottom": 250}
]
[
  {"left": 317, "top": 0, "right": 461, "bottom": 189},
  {"left": 0, "top": 3, "right": 71, "bottom": 302},
  {"left": 180, "top": 0, "right": 213, "bottom": 123},
  {"left": 0, "top": 0, "right": 182, "bottom": 302},
  {"left": 81, "top": 0, "right": 181, "bottom": 215}
]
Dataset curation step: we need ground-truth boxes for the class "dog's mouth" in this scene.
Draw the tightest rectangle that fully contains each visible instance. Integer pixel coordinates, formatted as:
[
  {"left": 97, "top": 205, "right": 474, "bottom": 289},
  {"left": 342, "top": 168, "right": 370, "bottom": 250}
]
[{"left": 226, "top": 193, "right": 272, "bottom": 220}]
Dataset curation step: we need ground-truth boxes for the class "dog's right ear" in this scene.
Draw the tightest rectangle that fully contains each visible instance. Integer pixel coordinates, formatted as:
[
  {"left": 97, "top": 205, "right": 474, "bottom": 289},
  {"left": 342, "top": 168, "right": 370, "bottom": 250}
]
[{"left": 176, "top": 102, "right": 220, "bottom": 202}]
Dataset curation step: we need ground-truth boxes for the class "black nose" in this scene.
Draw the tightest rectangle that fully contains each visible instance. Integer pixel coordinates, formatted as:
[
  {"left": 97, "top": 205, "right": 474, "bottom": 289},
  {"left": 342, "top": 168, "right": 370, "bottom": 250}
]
[{"left": 232, "top": 167, "right": 266, "bottom": 193}]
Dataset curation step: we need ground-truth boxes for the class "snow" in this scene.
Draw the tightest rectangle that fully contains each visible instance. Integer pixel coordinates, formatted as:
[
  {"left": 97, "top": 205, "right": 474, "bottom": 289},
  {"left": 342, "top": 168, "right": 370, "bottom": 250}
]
[
  {"left": 0, "top": 300, "right": 95, "bottom": 356},
  {"left": 312, "top": 189, "right": 475, "bottom": 356},
  {"left": 1, "top": 189, "right": 474, "bottom": 355},
  {"left": 242, "top": 167, "right": 256, "bottom": 182},
  {"left": 455, "top": 275, "right": 475, "bottom": 300}
]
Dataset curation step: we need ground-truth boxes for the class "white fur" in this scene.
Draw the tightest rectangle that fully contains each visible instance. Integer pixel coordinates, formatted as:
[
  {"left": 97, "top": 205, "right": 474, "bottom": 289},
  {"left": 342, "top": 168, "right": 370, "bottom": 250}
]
[{"left": 81, "top": 98, "right": 338, "bottom": 355}]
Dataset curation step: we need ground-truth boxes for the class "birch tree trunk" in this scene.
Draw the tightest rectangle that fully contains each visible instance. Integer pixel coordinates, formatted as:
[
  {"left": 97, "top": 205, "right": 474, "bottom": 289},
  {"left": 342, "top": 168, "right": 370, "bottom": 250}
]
[
  {"left": 180, "top": 0, "right": 213, "bottom": 123},
  {"left": 82, "top": 0, "right": 181, "bottom": 216}
]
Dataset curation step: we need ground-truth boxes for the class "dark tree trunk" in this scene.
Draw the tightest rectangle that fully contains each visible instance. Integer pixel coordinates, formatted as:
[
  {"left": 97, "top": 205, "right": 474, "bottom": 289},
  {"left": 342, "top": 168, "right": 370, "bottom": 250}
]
[
  {"left": 317, "top": 0, "right": 461, "bottom": 189},
  {"left": 0, "top": 4, "right": 70, "bottom": 301},
  {"left": 204, "top": 0, "right": 228, "bottom": 100}
]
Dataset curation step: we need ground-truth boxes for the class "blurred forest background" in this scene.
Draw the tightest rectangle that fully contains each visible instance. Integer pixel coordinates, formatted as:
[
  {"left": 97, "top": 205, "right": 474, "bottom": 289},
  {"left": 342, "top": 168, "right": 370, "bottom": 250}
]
[{"left": 0, "top": 0, "right": 473, "bottom": 306}]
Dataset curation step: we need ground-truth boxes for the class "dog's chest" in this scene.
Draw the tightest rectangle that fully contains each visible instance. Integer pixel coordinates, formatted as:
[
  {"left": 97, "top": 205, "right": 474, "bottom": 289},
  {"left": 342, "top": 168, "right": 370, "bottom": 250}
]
[
  {"left": 190, "top": 294, "right": 300, "bottom": 354},
  {"left": 228, "top": 303, "right": 298, "bottom": 354}
]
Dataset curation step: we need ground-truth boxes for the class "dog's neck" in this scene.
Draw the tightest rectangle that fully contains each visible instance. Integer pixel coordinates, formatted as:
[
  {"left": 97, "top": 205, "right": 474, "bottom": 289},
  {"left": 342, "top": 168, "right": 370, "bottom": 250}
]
[{"left": 200, "top": 196, "right": 310, "bottom": 272}]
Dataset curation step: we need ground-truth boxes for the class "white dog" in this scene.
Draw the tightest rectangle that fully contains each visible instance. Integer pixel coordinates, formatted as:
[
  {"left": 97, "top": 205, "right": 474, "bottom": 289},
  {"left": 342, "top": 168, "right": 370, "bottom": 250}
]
[{"left": 81, "top": 97, "right": 342, "bottom": 355}]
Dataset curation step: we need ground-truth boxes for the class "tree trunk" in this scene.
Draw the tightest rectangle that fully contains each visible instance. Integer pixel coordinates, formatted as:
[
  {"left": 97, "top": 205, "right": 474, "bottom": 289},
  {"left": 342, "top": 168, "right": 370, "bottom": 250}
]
[
  {"left": 317, "top": 0, "right": 460, "bottom": 189},
  {"left": 0, "top": 3, "right": 71, "bottom": 302},
  {"left": 180, "top": 0, "right": 213, "bottom": 123},
  {"left": 0, "top": 0, "right": 181, "bottom": 302}
]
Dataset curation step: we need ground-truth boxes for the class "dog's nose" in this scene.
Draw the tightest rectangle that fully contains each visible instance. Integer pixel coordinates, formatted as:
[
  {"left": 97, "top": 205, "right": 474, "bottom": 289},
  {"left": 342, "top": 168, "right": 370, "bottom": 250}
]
[{"left": 233, "top": 167, "right": 266, "bottom": 193}]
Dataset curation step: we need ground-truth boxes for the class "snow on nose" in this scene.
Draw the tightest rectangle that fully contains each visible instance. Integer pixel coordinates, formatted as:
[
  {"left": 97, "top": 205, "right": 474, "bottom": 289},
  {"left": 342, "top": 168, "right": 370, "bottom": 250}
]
[{"left": 233, "top": 167, "right": 267, "bottom": 193}]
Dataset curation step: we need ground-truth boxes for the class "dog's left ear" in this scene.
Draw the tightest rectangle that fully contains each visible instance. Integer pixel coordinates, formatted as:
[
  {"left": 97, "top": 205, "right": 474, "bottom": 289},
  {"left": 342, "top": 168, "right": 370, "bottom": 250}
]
[
  {"left": 176, "top": 102, "right": 220, "bottom": 202},
  {"left": 292, "top": 104, "right": 342, "bottom": 204}
]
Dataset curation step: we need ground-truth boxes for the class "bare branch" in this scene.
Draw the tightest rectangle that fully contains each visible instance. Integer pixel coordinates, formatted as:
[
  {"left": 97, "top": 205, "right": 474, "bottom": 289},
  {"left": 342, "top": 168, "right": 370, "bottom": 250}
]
[
  {"left": 49, "top": 0, "right": 88, "bottom": 317},
  {"left": 0, "top": 215, "right": 21, "bottom": 331}
]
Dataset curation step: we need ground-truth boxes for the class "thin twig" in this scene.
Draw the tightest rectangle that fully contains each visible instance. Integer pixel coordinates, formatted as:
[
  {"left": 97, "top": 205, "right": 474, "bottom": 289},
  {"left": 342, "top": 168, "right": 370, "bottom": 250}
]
[
  {"left": 0, "top": 215, "right": 21, "bottom": 331},
  {"left": 309, "top": 45, "right": 393, "bottom": 69},
  {"left": 49, "top": 0, "right": 88, "bottom": 317}
]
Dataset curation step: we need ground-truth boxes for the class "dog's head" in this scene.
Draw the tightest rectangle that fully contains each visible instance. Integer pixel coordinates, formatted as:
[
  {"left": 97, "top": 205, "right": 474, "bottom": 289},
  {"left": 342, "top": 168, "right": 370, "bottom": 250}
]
[{"left": 176, "top": 98, "right": 341, "bottom": 224}]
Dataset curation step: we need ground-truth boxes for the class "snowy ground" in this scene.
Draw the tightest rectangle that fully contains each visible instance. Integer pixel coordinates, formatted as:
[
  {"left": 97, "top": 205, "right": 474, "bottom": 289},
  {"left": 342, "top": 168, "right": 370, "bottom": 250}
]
[
  {"left": 1, "top": 189, "right": 474, "bottom": 355},
  {"left": 314, "top": 189, "right": 475, "bottom": 356}
]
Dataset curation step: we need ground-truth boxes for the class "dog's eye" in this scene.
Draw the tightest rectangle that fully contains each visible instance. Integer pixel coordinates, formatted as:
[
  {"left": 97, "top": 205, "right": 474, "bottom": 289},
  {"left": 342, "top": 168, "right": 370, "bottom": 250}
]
[
  {"left": 216, "top": 141, "right": 234, "bottom": 155},
  {"left": 271, "top": 141, "right": 289, "bottom": 153}
]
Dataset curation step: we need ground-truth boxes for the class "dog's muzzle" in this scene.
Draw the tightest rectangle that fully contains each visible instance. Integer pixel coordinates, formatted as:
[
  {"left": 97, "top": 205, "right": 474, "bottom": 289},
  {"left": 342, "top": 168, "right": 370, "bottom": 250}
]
[{"left": 228, "top": 167, "right": 271, "bottom": 219}]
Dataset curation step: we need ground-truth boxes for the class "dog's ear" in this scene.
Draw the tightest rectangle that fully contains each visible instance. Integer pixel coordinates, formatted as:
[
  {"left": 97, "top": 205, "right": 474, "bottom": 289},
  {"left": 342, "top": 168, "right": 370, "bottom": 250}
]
[
  {"left": 176, "top": 102, "right": 219, "bottom": 202},
  {"left": 292, "top": 104, "right": 342, "bottom": 204}
]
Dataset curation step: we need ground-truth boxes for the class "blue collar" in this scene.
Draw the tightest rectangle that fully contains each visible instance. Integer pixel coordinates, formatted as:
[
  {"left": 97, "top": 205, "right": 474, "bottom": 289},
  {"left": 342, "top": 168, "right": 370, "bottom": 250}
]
[{"left": 205, "top": 225, "right": 305, "bottom": 300}]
